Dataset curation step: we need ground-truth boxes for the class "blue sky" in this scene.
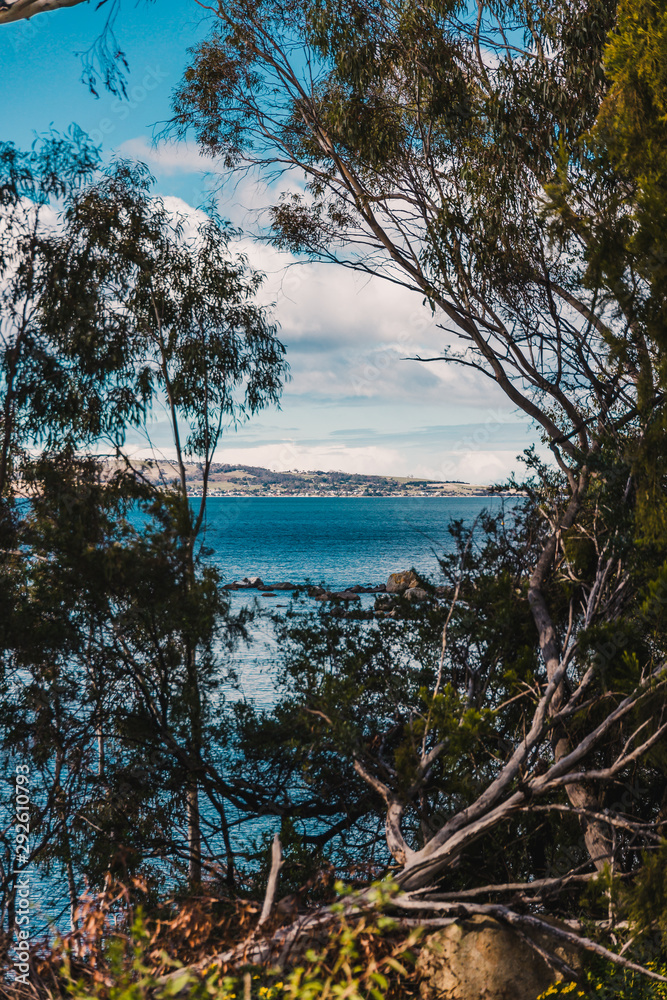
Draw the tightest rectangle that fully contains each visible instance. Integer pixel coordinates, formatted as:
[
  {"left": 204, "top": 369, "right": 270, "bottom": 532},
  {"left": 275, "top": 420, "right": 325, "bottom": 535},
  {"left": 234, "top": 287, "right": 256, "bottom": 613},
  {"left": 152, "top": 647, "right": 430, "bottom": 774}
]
[{"left": 1, "top": 0, "right": 536, "bottom": 482}]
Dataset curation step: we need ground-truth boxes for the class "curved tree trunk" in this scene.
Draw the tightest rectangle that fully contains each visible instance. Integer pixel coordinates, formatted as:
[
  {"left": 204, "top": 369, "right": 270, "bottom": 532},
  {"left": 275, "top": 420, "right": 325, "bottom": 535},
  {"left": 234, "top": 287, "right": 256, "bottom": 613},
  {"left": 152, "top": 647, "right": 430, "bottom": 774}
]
[
  {"left": 526, "top": 476, "right": 613, "bottom": 872},
  {"left": 0, "top": 0, "right": 86, "bottom": 26}
]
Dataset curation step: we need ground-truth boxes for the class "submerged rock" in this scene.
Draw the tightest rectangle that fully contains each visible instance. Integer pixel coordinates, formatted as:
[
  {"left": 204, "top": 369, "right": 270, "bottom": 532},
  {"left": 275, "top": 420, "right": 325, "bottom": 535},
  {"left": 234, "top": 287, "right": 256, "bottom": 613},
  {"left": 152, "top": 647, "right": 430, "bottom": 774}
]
[{"left": 328, "top": 606, "right": 372, "bottom": 620}]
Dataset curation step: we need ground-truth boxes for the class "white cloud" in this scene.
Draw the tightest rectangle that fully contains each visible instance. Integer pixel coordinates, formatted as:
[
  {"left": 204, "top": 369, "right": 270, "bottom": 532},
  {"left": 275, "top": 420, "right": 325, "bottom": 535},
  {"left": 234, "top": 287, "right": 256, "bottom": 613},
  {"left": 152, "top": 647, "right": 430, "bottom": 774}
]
[
  {"left": 232, "top": 238, "right": 510, "bottom": 410},
  {"left": 110, "top": 163, "right": 535, "bottom": 478},
  {"left": 116, "top": 137, "right": 218, "bottom": 175}
]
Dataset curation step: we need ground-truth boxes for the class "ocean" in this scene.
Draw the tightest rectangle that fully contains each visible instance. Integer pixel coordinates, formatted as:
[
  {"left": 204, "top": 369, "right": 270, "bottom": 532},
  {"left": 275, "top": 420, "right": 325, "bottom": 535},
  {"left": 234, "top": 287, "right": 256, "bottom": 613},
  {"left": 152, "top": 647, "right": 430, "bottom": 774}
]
[
  {"left": 203, "top": 495, "right": 505, "bottom": 588},
  {"left": 210, "top": 495, "right": 508, "bottom": 706}
]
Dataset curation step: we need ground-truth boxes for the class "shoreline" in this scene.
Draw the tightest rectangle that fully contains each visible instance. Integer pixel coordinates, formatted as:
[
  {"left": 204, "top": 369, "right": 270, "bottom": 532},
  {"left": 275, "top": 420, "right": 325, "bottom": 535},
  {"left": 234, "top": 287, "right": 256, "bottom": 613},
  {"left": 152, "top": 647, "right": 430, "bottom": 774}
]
[{"left": 186, "top": 492, "right": 501, "bottom": 499}]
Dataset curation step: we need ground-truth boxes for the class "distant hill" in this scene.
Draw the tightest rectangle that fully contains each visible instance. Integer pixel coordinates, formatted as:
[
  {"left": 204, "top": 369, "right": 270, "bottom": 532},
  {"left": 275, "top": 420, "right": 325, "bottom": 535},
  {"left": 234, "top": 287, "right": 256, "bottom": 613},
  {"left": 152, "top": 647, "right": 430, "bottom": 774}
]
[{"left": 131, "top": 461, "right": 493, "bottom": 497}]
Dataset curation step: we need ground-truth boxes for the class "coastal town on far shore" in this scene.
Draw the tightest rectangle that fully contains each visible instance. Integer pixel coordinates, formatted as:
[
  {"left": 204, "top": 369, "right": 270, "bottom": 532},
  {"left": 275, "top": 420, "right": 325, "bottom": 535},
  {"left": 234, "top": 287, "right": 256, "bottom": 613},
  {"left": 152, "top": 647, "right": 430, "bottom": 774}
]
[{"left": 134, "top": 461, "right": 497, "bottom": 497}]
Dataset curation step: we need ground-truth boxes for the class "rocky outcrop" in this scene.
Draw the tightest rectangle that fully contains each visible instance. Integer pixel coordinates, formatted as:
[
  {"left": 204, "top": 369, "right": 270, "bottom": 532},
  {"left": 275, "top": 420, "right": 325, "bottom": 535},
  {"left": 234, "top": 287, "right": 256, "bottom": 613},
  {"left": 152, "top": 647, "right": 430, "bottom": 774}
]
[
  {"left": 417, "top": 915, "right": 582, "bottom": 1000},
  {"left": 386, "top": 570, "right": 421, "bottom": 593},
  {"left": 225, "top": 578, "right": 387, "bottom": 596},
  {"left": 309, "top": 587, "right": 360, "bottom": 602}
]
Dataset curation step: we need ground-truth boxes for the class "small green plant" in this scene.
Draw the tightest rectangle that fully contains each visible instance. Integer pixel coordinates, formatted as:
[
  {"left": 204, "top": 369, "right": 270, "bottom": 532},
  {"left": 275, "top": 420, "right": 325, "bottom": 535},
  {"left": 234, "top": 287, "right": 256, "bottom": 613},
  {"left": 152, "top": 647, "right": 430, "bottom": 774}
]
[
  {"left": 62, "top": 911, "right": 200, "bottom": 1000},
  {"left": 274, "top": 881, "right": 419, "bottom": 1000},
  {"left": 537, "top": 960, "right": 667, "bottom": 999}
]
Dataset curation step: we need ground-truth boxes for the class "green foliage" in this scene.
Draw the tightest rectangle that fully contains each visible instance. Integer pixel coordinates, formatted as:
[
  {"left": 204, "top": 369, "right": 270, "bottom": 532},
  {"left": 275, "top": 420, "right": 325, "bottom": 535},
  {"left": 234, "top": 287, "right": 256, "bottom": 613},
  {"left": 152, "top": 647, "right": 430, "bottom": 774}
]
[
  {"left": 0, "top": 129, "right": 289, "bottom": 919},
  {"left": 625, "top": 843, "right": 667, "bottom": 950},
  {"left": 597, "top": 0, "right": 667, "bottom": 189}
]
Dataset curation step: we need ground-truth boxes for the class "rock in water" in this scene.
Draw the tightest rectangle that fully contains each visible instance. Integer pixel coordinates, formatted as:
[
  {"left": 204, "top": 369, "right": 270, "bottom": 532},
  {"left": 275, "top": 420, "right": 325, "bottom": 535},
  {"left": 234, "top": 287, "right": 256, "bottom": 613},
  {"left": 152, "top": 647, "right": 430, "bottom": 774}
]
[
  {"left": 386, "top": 570, "right": 421, "bottom": 593},
  {"left": 330, "top": 590, "right": 361, "bottom": 602},
  {"left": 417, "top": 916, "right": 580, "bottom": 1000}
]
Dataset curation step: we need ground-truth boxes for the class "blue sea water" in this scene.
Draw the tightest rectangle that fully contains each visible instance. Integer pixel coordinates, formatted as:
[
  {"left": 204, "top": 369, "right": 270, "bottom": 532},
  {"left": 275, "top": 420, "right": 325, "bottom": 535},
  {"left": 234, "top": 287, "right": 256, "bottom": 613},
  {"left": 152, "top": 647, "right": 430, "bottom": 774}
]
[
  {"left": 210, "top": 496, "right": 509, "bottom": 707},
  {"left": 203, "top": 495, "right": 505, "bottom": 589}
]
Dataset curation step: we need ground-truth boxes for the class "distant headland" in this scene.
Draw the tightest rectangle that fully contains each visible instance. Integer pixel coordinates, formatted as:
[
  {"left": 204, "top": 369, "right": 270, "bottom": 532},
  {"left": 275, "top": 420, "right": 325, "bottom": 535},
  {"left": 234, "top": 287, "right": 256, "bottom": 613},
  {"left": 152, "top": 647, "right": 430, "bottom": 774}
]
[{"left": 134, "top": 461, "right": 498, "bottom": 498}]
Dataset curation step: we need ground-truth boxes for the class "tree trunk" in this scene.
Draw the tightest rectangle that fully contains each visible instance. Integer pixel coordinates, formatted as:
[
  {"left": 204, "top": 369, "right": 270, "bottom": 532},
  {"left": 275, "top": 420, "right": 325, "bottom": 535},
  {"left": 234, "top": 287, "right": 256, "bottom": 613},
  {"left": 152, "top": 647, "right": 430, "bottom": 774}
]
[
  {"left": 527, "top": 481, "right": 613, "bottom": 871},
  {"left": 0, "top": 0, "right": 86, "bottom": 26},
  {"left": 187, "top": 778, "right": 202, "bottom": 885}
]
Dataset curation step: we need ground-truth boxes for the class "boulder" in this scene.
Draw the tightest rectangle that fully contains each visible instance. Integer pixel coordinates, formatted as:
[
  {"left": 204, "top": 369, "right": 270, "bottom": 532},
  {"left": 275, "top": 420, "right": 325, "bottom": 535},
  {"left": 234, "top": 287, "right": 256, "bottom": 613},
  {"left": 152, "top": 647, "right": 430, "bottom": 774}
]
[
  {"left": 405, "top": 587, "right": 430, "bottom": 602},
  {"left": 308, "top": 586, "right": 327, "bottom": 598},
  {"left": 417, "top": 915, "right": 582, "bottom": 1000},
  {"left": 242, "top": 576, "right": 264, "bottom": 588},
  {"left": 386, "top": 570, "right": 421, "bottom": 593},
  {"left": 272, "top": 582, "right": 296, "bottom": 590}
]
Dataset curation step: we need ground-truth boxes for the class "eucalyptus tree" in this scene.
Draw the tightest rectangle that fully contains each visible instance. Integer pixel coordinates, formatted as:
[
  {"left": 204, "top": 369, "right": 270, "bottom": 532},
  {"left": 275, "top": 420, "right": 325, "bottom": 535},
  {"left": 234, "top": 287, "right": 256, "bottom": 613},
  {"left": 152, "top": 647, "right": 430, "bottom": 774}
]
[
  {"left": 0, "top": 131, "right": 287, "bottom": 937},
  {"left": 0, "top": 128, "right": 136, "bottom": 501},
  {"left": 164, "top": 0, "right": 667, "bottom": 974},
  {"left": 52, "top": 159, "right": 287, "bottom": 887}
]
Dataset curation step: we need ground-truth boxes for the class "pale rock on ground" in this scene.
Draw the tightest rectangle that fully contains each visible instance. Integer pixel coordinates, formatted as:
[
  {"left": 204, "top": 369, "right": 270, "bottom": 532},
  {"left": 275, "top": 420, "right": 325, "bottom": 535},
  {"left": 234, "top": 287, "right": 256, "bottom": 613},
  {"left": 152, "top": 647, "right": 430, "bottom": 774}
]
[{"left": 417, "top": 915, "right": 582, "bottom": 1000}]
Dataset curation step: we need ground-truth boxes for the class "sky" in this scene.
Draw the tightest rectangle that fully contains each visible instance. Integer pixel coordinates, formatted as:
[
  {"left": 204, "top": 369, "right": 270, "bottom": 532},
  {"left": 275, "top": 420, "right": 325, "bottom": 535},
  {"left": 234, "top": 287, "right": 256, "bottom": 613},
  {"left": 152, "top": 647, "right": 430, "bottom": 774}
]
[{"left": 1, "top": 0, "right": 539, "bottom": 483}]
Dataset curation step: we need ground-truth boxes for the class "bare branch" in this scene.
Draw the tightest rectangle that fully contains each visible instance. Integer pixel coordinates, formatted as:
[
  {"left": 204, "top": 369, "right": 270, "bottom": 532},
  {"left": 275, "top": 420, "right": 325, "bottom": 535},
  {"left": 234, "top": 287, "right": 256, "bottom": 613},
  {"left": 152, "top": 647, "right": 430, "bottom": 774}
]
[{"left": 258, "top": 834, "right": 284, "bottom": 928}]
